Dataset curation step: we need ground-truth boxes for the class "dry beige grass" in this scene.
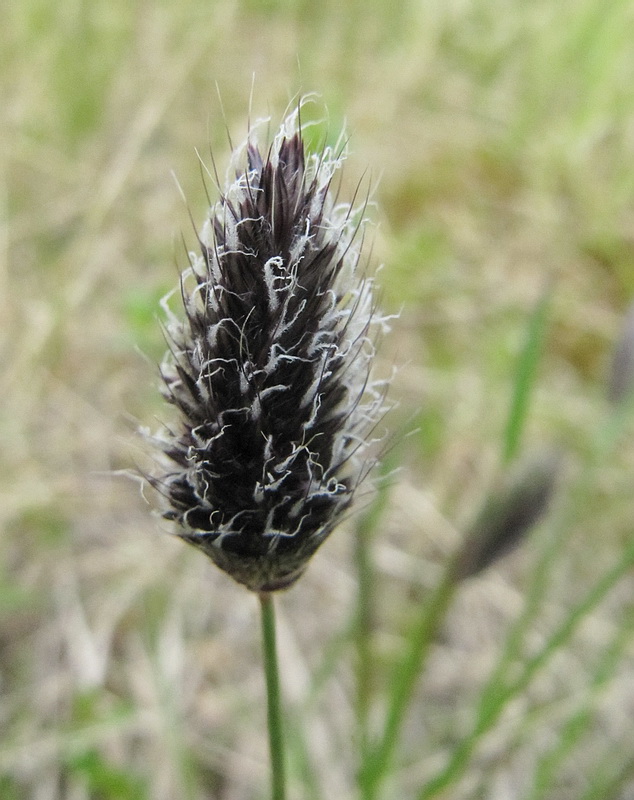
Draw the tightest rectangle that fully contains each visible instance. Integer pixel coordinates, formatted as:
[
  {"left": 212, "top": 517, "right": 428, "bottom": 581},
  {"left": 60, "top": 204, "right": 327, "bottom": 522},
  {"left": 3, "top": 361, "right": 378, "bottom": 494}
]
[{"left": 3, "top": 1, "right": 634, "bottom": 798}]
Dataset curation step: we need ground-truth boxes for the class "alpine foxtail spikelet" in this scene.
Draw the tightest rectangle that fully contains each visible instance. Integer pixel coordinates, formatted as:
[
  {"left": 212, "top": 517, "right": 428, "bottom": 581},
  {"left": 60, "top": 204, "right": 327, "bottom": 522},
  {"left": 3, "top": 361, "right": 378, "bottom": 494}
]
[{"left": 149, "top": 103, "right": 389, "bottom": 592}]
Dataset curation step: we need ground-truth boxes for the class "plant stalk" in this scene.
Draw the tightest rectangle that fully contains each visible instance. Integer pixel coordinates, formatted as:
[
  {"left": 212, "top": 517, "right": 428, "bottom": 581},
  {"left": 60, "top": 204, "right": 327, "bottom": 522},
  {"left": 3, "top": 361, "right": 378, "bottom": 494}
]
[{"left": 259, "top": 592, "right": 287, "bottom": 800}]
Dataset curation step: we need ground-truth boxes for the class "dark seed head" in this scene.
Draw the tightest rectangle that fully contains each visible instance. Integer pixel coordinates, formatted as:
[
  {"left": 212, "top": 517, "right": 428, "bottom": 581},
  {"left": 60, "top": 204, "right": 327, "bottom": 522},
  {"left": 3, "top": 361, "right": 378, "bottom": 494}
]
[
  {"left": 454, "top": 451, "right": 560, "bottom": 581},
  {"left": 148, "top": 105, "right": 389, "bottom": 591}
]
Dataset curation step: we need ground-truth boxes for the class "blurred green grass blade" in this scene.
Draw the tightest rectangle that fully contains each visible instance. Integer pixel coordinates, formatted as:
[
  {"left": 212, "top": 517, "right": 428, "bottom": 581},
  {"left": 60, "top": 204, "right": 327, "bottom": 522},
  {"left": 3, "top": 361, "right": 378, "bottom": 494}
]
[
  {"left": 359, "top": 568, "right": 456, "bottom": 800},
  {"left": 416, "top": 535, "right": 634, "bottom": 800},
  {"left": 423, "top": 411, "right": 633, "bottom": 800},
  {"left": 67, "top": 749, "right": 148, "bottom": 800},
  {"left": 510, "top": 538, "right": 634, "bottom": 709},
  {"left": 503, "top": 282, "right": 552, "bottom": 463},
  {"left": 359, "top": 453, "right": 555, "bottom": 799},
  {"left": 0, "top": 777, "right": 20, "bottom": 800},
  {"left": 291, "top": 617, "right": 369, "bottom": 796},
  {"left": 579, "top": 750, "right": 634, "bottom": 800},
  {"left": 302, "top": 468, "right": 397, "bottom": 713},
  {"left": 292, "top": 460, "right": 400, "bottom": 799},
  {"left": 412, "top": 457, "right": 567, "bottom": 798},
  {"left": 527, "top": 605, "right": 634, "bottom": 800},
  {"left": 286, "top": 716, "right": 322, "bottom": 800},
  {"left": 354, "top": 450, "right": 400, "bottom": 760},
  {"left": 304, "top": 622, "right": 354, "bottom": 707}
]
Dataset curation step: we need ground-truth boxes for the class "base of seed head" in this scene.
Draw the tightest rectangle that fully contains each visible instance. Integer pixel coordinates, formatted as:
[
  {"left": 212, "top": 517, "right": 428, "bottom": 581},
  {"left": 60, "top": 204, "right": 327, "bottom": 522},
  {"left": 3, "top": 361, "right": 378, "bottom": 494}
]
[{"left": 180, "top": 531, "right": 323, "bottom": 591}]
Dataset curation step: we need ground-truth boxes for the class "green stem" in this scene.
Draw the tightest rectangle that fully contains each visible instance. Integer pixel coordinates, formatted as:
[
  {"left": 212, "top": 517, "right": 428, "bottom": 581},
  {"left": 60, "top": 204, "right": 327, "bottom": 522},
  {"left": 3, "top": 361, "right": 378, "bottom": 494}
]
[
  {"left": 417, "top": 536, "right": 634, "bottom": 799},
  {"left": 354, "top": 514, "right": 375, "bottom": 760},
  {"left": 502, "top": 280, "right": 551, "bottom": 464},
  {"left": 360, "top": 566, "right": 457, "bottom": 800},
  {"left": 259, "top": 592, "right": 286, "bottom": 800}
]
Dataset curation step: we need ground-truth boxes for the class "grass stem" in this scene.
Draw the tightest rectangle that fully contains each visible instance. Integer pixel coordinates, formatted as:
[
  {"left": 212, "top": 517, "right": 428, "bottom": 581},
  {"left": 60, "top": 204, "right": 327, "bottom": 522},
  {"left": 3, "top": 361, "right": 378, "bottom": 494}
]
[
  {"left": 360, "top": 566, "right": 457, "bottom": 800},
  {"left": 259, "top": 592, "right": 286, "bottom": 800}
]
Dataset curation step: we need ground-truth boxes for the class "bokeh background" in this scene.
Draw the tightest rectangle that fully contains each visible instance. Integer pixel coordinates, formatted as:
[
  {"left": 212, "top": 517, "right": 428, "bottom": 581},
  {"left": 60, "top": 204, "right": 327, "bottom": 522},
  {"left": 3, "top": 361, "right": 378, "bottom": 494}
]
[{"left": 3, "top": 1, "right": 634, "bottom": 798}]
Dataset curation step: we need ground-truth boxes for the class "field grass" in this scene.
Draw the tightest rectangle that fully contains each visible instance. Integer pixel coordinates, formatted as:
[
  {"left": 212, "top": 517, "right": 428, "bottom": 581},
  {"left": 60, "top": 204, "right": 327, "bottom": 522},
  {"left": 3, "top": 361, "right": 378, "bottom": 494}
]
[{"left": 3, "top": 0, "right": 634, "bottom": 798}]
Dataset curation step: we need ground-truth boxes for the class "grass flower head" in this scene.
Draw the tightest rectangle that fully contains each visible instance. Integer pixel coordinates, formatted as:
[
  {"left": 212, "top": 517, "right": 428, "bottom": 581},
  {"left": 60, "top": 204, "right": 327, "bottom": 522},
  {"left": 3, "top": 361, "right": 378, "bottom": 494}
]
[{"left": 150, "top": 103, "right": 389, "bottom": 592}]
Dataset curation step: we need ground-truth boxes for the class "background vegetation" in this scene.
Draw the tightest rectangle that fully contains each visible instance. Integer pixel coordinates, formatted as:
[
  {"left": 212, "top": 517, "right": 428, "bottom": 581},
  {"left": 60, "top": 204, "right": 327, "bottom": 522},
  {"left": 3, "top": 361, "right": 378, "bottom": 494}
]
[{"left": 2, "top": 0, "right": 634, "bottom": 798}]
